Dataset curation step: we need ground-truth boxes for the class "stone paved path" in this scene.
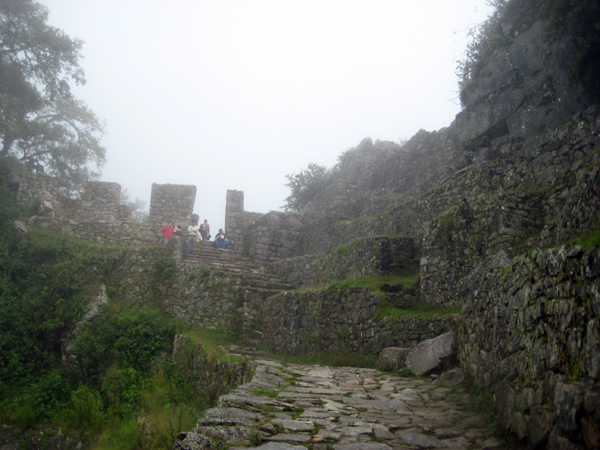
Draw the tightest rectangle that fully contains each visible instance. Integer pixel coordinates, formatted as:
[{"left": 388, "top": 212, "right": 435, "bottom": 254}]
[{"left": 175, "top": 360, "right": 518, "bottom": 450}]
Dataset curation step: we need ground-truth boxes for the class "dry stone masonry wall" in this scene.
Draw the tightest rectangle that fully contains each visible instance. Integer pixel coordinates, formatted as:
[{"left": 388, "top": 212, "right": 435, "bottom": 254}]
[
  {"left": 171, "top": 335, "right": 253, "bottom": 402},
  {"left": 149, "top": 183, "right": 196, "bottom": 230},
  {"left": 9, "top": 167, "right": 199, "bottom": 246},
  {"left": 421, "top": 107, "right": 600, "bottom": 305},
  {"left": 270, "top": 236, "right": 419, "bottom": 289},
  {"left": 458, "top": 244, "right": 600, "bottom": 449},
  {"left": 262, "top": 288, "right": 457, "bottom": 356}
]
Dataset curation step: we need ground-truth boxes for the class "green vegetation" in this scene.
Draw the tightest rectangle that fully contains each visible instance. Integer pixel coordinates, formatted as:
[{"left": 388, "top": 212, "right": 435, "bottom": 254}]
[
  {"left": 458, "top": 0, "right": 600, "bottom": 103},
  {"left": 251, "top": 388, "right": 279, "bottom": 398},
  {"left": 326, "top": 265, "right": 421, "bottom": 292},
  {"left": 269, "top": 352, "right": 379, "bottom": 369},
  {"left": 183, "top": 326, "right": 244, "bottom": 359},
  {"left": 334, "top": 242, "right": 349, "bottom": 256},
  {"left": 375, "top": 299, "right": 461, "bottom": 319},
  {"left": 312, "top": 263, "right": 461, "bottom": 320},
  {"left": 572, "top": 222, "right": 600, "bottom": 250},
  {"left": 283, "top": 162, "right": 334, "bottom": 212},
  {"left": 567, "top": 362, "right": 582, "bottom": 381},
  {"left": 0, "top": 0, "right": 106, "bottom": 195},
  {"left": 437, "top": 217, "right": 454, "bottom": 231},
  {"left": 0, "top": 165, "right": 245, "bottom": 449}
]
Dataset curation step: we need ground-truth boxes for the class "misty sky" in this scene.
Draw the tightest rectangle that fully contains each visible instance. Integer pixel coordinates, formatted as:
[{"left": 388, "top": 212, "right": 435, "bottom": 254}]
[{"left": 42, "top": 0, "right": 492, "bottom": 230}]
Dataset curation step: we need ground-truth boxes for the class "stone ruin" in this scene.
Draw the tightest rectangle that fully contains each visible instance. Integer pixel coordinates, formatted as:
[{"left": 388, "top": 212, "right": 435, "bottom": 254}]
[
  {"left": 7, "top": 163, "right": 198, "bottom": 247},
  {"left": 4, "top": 9, "right": 600, "bottom": 449}
]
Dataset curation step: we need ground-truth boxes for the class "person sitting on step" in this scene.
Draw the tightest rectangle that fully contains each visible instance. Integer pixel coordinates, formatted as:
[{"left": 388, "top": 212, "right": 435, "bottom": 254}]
[{"left": 214, "top": 228, "right": 233, "bottom": 249}]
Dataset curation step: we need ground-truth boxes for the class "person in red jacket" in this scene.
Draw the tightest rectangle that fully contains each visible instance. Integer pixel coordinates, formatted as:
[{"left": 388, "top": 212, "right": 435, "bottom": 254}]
[{"left": 160, "top": 222, "right": 174, "bottom": 247}]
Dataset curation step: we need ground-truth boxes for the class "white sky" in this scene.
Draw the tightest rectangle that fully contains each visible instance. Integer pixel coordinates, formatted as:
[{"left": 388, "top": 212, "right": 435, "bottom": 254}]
[{"left": 42, "top": 0, "right": 492, "bottom": 229}]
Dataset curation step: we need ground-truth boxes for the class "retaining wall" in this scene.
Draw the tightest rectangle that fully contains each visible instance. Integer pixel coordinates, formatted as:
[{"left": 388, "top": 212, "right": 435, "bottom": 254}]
[
  {"left": 262, "top": 287, "right": 457, "bottom": 356},
  {"left": 458, "top": 244, "right": 600, "bottom": 448},
  {"left": 270, "top": 236, "right": 419, "bottom": 288}
]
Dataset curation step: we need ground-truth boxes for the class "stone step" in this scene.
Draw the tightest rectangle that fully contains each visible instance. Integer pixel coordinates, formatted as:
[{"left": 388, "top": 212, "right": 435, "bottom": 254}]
[{"left": 180, "top": 240, "right": 293, "bottom": 291}]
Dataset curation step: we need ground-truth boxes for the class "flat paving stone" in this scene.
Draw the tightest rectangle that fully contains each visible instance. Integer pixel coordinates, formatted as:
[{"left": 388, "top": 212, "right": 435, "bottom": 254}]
[
  {"left": 396, "top": 431, "right": 447, "bottom": 448},
  {"left": 271, "top": 419, "right": 315, "bottom": 432},
  {"left": 231, "top": 443, "right": 307, "bottom": 450},
  {"left": 175, "top": 358, "right": 522, "bottom": 449},
  {"left": 332, "top": 444, "right": 393, "bottom": 450},
  {"left": 264, "top": 434, "right": 311, "bottom": 443}
]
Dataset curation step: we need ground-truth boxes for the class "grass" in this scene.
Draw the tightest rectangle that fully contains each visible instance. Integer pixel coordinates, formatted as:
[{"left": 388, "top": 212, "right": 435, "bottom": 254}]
[
  {"left": 375, "top": 299, "right": 462, "bottom": 319},
  {"left": 251, "top": 388, "right": 279, "bottom": 398},
  {"left": 179, "top": 326, "right": 246, "bottom": 360},
  {"left": 258, "top": 349, "right": 379, "bottom": 369},
  {"left": 571, "top": 226, "right": 600, "bottom": 251},
  {"left": 326, "top": 265, "right": 420, "bottom": 293},
  {"left": 296, "top": 266, "right": 460, "bottom": 319}
]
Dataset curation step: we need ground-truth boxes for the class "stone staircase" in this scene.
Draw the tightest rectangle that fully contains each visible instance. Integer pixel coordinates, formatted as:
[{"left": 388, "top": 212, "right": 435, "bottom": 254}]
[{"left": 181, "top": 239, "right": 293, "bottom": 293}]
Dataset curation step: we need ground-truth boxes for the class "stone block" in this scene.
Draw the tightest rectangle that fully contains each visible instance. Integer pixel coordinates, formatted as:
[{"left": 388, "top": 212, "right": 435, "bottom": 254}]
[
  {"left": 436, "top": 368, "right": 465, "bottom": 387},
  {"left": 405, "top": 331, "right": 455, "bottom": 376},
  {"left": 377, "top": 347, "right": 410, "bottom": 371}
]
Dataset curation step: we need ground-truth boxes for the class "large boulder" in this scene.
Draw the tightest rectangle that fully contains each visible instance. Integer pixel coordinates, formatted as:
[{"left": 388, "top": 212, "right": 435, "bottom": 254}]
[
  {"left": 377, "top": 347, "right": 411, "bottom": 371},
  {"left": 405, "top": 331, "right": 455, "bottom": 376}
]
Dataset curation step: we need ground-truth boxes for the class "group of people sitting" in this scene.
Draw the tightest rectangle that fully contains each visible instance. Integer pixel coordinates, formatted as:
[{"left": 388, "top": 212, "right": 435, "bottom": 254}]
[{"left": 159, "top": 219, "right": 233, "bottom": 254}]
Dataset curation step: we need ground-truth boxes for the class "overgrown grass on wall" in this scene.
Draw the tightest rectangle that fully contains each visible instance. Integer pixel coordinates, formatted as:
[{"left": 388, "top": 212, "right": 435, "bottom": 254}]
[{"left": 572, "top": 216, "right": 600, "bottom": 250}]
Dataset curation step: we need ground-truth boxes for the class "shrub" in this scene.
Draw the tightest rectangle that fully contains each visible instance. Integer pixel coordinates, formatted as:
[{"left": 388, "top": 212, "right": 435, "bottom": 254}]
[
  {"left": 60, "top": 384, "right": 106, "bottom": 432},
  {"left": 73, "top": 304, "right": 176, "bottom": 380}
]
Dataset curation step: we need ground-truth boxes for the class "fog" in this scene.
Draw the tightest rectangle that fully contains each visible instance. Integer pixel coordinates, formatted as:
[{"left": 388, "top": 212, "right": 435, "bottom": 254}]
[{"left": 43, "top": 0, "right": 492, "bottom": 229}]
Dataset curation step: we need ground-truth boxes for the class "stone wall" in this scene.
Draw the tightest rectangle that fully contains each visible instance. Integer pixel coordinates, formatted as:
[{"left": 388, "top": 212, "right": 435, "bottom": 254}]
[
  {"left": 270, "top": 236, "right": 419, "bottom": 288},
  {"left": 149, "top": 183, "right": 196, "bottom": 230},
  {"left": 69, "top": 181, "right": 129, "bottom": 222},
  {"left": 262, "top": 287, "right": 457, "bottom": 356},
  {"left": 272, "top": 106, "right": 600, "bottom": 306},
  {"left": 225, "top": 189, "right": 245, "bottom": 251},
  {"left": 14, "top": 170, "right": 62, "bottom": 208},
  {"left": 66, "top": 240, "right": 267, "bottom": 339},
  {"left": 163, "top": 262, "right": 247, "bottom": 330},
  {"left": 457, "top": 244, "right": 600, "bottom": 449},
  {"left": 24, "top": 213, "right": 158, "bottom": 246},
  {"left": 421, "top": 107, "right": 600, "bottom": 305},
  {"left": 171, "top": 335, "right": 253, "bottom": 402},
  {"left": 9, "top": 165, "right": 200, "bottom": 247},
  {"left": 241, "top": 210, "right": 307, "bottom": 264},
  {"left": 156, "top": 237, "right": 282, "bottom": 335}
]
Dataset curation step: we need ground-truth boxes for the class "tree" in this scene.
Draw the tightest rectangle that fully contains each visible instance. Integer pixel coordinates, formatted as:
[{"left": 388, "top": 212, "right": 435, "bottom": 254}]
[
  {"left": 0, "top": 0, "right": 106, "bottom": 195},
  {"left": 119, "top": 188, "right": 148, "bottom": 223},
  {"left": 283, "top": 163, "right": 333, "bottom": 212}
]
